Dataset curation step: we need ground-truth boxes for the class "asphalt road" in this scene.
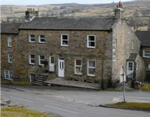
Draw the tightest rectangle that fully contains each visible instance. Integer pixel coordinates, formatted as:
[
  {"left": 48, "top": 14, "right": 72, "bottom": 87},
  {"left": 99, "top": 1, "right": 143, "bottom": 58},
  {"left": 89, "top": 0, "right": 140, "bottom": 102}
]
[{"left": 1, "top": 86, "right": 150, "bottom": 117}]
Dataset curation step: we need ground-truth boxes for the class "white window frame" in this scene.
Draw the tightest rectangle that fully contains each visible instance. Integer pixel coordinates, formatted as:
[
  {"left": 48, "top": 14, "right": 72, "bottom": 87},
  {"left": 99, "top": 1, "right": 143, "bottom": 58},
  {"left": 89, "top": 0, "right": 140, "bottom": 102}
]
[
  {"left": 74, "top": 59, "right": 82, "bottom": 75},
  {"left": 8, "top": 52, "right": 12, "bottom": 63},
  {"left": 148, "top": 64, "right": 150, "bottom": 69},
  {"left": 87, "top": 35, "right": 96, "bottom": 48},
  {"left": 29, "top": 55, "right": 35, "bottom": 65},
  {"left": 8, "top": 37, "right": 12, "bottom": 47},
  {"left": 39, "top": 55, "right": 45, "bottom": 65},
  {"left": 61, "top": 34, "right": 69, "bottom": 46},
  {"left": 29, "top": 34, "right": 35, "bottom": 42},
  {"left": 4, "top": 70, "right": 13, "bottom": 80},
  {"left": 29, "top": 74, "right": 35, "bottom": 82},
  {"left": 39, "top": 35, "right": 45, "bottom": 43},
  {"left": 143, "top": 50, "right": 150, "bottom": 58},
  {"left": 87, "top": 59, "right": 96, "bottom": 77}
]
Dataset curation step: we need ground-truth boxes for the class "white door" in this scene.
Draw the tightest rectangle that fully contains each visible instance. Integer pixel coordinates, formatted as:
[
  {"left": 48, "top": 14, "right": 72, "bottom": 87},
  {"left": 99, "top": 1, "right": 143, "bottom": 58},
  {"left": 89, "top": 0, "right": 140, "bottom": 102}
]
[
  {"left": 58, "top": 58, "right": 65, "bottom": 77},
  {"left": 127, "top": 61, "right": 134, "bottom": 78},
  {"left": 49, "top": 56, "right": 55, "bottom": 72}
]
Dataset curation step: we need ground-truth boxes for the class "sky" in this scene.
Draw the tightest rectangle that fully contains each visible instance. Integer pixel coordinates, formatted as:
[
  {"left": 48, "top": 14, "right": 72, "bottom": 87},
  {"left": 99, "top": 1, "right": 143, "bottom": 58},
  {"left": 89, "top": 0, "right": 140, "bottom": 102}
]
[{"left": 1, "top": 0, "right": 134, "bottom": 5}]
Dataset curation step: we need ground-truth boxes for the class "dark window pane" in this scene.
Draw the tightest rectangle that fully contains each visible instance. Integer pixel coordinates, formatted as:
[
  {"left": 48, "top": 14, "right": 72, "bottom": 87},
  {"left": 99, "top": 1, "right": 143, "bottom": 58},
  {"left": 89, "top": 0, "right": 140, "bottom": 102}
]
[
  {"left": 41, "top": 61, "right": 45, "bottom": 64},
  {"left": 31, "top": 60, "right": 35, "bottom": 63},
  {"left": 40, "top": 35, "right": 45, "bottom": 38},
  {"left": 51, "top": 57, "right": 54, "bottom": 63},
  {"left": 31, "top": 55, "right": 35, "bottom": 58},
  {"left": 31, "top": 39, "right": 35, "bottom": 41},
  {"left": 76, "top": 60, "right": 81, "bottom": 65},
  {"left": 63, "top": 41, "right": 68, "bottom": 45},
  {"left": 31, "top": 35, "right": 35, "bottom": 38},
  {"left": 89, "top": 68, "right": 95, "bottom": 75},
  {"left": 63, "top": 35, "right": 68, "bottom": 39},
  {"left": 76, "top": 67, "right": 82, "bottom": 73},
  {"left": 40, "top": 56, "right": 44, "bottom": 59},
  {"left": 41, "top": 39, "right": 45, "bottom": 42},
  {"left": 89, "top": 61, "right": 95, "bottom": 67},
  {"left": 89, "top": 36, "right": 95, "bottom": 41},
  {"left": 89, "top": 42, "right": 95, "bottom": 47}
]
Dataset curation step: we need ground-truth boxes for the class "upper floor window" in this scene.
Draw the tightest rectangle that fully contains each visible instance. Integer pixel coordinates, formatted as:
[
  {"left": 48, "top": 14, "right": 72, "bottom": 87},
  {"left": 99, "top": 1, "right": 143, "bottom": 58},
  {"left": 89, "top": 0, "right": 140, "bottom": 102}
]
[
  {"left": 39, "top": 35, "right": 45, "bottom": 43},
  {"left": 74, "top": 59, "right": 82, "bottom": 75},
  {"left": 39, "top": 55, "right": 45, "bottom": 65},
  {"left": 132, "top": 41, "right": 134, "bottom": 49},
  {"left": 4, "top": 70, "right": 13, "bottom": 80},
  {"left": 61, "top": 34, "right": 69, "bottom": 46},
  {"left": 143, "top": 50, "right": 150, "bottom": 58},
  {"left": 87, "top": 59, "right": 96, "bottom": 76},
  {"left": 29, "top": 55, "right": 35, "bottom": 65},
  {"left": 29, "top": 35, "right": 35, "bottom": 42},
  {"left": 8, "top": 37, "right": 12, "bottom": 47},
  {"left": 87, "top": 35, "right": 96, "bottom": 48},
  {"left": 8, "top": 52, "right": 12, "bottom": 63}
]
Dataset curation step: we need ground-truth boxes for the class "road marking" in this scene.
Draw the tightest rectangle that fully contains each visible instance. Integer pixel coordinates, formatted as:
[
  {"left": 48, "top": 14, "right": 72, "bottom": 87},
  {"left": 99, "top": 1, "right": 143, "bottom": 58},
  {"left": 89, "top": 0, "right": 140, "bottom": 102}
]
[
  {"left": 10, "top": 96, "right": 33, "bottom": 103},
  {"left": 44, "top": 105, "right": 78, "bottom": 114}
]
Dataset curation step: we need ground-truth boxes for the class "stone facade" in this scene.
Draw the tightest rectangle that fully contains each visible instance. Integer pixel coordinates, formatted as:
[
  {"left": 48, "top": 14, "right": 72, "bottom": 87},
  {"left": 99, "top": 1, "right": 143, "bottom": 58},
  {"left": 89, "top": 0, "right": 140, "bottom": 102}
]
[{"left": 16, "top": 30, "right": 112, "bottom": 84}]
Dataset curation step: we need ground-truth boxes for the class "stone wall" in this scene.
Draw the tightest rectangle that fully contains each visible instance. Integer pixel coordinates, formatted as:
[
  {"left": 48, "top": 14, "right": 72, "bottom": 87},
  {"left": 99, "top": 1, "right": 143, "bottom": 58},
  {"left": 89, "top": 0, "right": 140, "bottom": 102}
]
[{"left": 16, "top": 30, "right": 112, "bottom": 84}]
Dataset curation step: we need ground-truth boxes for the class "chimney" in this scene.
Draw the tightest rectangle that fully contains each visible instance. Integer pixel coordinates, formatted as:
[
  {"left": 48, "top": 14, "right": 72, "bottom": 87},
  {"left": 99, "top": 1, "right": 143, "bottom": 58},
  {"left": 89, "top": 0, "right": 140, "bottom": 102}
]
[
  {"left": 114, "top": 1, "right": 124, "bottom": 19},
  {"left": 25, "top": 8, "right": 39, "bottom": 22}
]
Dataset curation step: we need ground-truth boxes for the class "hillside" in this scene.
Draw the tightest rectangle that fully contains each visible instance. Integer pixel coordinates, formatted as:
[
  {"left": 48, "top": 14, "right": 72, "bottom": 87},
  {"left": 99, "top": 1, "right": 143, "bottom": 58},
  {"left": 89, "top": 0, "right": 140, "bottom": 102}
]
[{"left": 0, "top": 0, "right": 150, "bottom": 28}]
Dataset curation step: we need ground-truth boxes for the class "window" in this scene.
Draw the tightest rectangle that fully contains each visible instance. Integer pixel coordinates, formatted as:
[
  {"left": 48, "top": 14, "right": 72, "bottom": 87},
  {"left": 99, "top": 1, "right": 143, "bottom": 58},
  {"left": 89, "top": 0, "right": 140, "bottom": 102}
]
[
  {"left": 4, "top": 70, "right": 13, "bottom": 80},
  {"left": 87, "top": 60, "right": 96, "bottom": 76},
  {"left": 128, "top": 62, "right": 133, "bottom": 70},
  {"left": 29, "top": 55, "right": 35, "bottom": 64},
  {"left": 143, "top": 50, "right": 150, "bottom": 58},
  {"left": 61, "top": 34, "right": 69, "bottom": 46},
  {"left": 87, "top": 35, "right": 96, "bottom": 48},
  {"left": 39, "top": 55, "right": 45, "bottom": 65},
  {"left": 49, "top": 56, "right": 55, "bottom": 72},
  {"left": 29, "top": 35, "right": 35, "bottom": 42},
  {"left": 132, "top": 41, "right": 134, "bottom": 49},
  {"left": 39, "top": 35, "right": 45, "bottom": 43},
  {"left": 148, "top": 64, "right": 150, "bottom": 69},
  {"left": 8, "top": 37, "right": 12, "bottom": 47},
  {"left": 8, "top": 52, "right": 12, "bottom": 63},
  {"left": 74, "top": 59, "right": 82, "bottom": 75},
  {"left": 136, "top": 61, "right": 138, "bottom": 70},
  {"left": 29, "top": 74, "right": 35, "bottom": 82}
]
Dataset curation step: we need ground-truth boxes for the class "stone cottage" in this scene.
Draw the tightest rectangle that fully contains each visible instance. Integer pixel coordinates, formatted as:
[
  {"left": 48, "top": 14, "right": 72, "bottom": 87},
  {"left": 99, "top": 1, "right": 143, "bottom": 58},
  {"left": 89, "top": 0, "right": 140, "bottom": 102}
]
[
  {"left": 136, "top": 31, "right": 150, "bottom": 81},
  {"left": 1, "top": 2, "right": 146, "bottom": 88}
]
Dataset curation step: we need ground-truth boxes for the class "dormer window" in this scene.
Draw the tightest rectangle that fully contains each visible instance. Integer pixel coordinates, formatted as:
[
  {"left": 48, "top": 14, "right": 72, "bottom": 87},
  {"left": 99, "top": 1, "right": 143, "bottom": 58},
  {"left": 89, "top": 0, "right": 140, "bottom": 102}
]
[{"left": 87, "top": 35, "right": 96, "bottom": 48}]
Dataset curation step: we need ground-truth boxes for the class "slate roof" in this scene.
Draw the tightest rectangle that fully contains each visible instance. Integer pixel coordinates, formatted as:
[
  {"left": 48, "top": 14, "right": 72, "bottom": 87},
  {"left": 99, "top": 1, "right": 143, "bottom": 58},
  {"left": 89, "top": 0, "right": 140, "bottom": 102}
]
[
  {"left": 135, "top": 31, "right": 150, "bottom": 47},
  {"left": 1, "top": 23, "right": 21, "bottom": 34},
  {"left": 19, "top": 17, "right": 116, "bottom": 30}
]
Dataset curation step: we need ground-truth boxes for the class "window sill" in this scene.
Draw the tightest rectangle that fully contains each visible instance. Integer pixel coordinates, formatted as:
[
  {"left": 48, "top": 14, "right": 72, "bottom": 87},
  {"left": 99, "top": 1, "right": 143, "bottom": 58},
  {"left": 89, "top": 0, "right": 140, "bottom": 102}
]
[
  {"left": 29, "top": 41, "right": 35, "bottom": 43},
  {"left": 29, "top": 63, "right": 36, "bottom": 66},
  {"left": 74, "top": 73, "right": 82, "bottom": 75},
  {"left": 5, "top": 78, "right": 13, "bottom": 81},
  {"left": 61, "top": 45, "right": 68, "bottom": 47},
  {"left": 39, "top": 42, "right": 46, "bottom": 44},
  {"left": 87, "top": 74, "right": 95, "bottom": 77},
  {"left": 87, "top": 46, "right": 95, "bottom": 49},
  {"left": 143, "top": 56, "right": 150, "bottom": 58}
]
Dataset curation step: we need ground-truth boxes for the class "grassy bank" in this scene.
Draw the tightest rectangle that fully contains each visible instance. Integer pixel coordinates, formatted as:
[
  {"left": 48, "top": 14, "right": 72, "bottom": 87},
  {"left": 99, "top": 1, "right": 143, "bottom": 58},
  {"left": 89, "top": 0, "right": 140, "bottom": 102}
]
[
  {"left": 140, "top": 83, "right": 150, "bottom": 91},
  {"left": 1, "top": 107, "right": 53, "bottom": 117},
  {"left": 107, "top": 102, "right": 150, "bottom": 110},
  {"left": 1, "top": 81, "right": 32, "bottom": 86}
]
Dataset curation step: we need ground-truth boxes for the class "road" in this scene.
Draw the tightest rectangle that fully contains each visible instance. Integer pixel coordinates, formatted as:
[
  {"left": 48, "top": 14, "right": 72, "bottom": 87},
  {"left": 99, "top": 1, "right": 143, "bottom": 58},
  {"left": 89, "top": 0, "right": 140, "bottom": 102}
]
[{"left": 1, "top": 86, "right": 150, "bottom": 117}]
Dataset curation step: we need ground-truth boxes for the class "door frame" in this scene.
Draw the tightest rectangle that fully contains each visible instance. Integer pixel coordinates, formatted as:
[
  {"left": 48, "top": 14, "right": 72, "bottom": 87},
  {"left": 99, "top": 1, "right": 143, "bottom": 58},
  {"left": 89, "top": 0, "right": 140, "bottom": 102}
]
[
  {"left": 58, "top": 58, "right": 65, "bottom": 77},
  {"left": 127, "top": 61, "right": 134, "bottom": 78}
]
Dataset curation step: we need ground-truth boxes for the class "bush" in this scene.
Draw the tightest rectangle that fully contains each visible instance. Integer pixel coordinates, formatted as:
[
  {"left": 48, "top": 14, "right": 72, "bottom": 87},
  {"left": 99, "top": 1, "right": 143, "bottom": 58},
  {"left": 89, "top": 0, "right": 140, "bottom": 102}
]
[{"left": 11, "top": 81, "right": 32, "bottom": 86}]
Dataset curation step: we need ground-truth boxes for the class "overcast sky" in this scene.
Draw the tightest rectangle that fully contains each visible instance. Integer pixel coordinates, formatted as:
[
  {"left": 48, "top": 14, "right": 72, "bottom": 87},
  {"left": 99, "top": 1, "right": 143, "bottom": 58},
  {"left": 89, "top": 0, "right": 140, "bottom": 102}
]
[{"left": 1, "top": 0, "right": 134, "bottom": 5}]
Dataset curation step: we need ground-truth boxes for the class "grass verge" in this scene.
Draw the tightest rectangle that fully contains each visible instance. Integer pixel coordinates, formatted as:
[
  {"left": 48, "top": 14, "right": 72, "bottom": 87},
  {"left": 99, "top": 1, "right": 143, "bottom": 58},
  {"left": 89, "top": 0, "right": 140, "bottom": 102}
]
[
  {"left": 140, "top": 83, "right": 150, "bottom": 91},
  {"left": 1, "top": 81, "right": 32, "bottom": 86},
  {"left": 1, "top": 107, "right": 53, "bottom": 117},
  {"left": 106, "top": 102, "right": 150, "bottom": 110}
]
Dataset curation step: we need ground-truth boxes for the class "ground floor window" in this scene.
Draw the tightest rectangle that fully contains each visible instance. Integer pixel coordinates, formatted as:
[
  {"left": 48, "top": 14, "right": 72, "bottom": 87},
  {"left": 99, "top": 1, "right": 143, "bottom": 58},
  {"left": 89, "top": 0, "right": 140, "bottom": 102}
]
[
  {"left": 74, "top": 59, "right": 82, "bottom": 75},
  {"left": 29, "top": 74, "right": 35, "bottom": 82},
  {"left": 39, "top": 55, "right": 45, "bottom": 65},
  {"left": 87, "top": 59, "right": 96, "bottom": 76},
  {"left": 4, "top": 70, "right": 13, "bottom": 80}
]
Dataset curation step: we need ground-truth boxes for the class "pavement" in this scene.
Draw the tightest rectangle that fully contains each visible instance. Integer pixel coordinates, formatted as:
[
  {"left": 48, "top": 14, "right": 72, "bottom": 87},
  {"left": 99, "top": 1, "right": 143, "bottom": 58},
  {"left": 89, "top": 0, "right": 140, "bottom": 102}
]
[{"left": 1, "top": 85, "right": 150, "bottom": 117}]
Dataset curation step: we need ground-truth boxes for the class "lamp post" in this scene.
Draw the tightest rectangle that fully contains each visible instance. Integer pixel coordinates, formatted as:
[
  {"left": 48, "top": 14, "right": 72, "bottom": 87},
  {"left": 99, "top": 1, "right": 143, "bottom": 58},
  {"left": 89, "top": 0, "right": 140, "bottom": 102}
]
[{"left": 122, "top": 66, "right": 126, "bottom": 103}]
